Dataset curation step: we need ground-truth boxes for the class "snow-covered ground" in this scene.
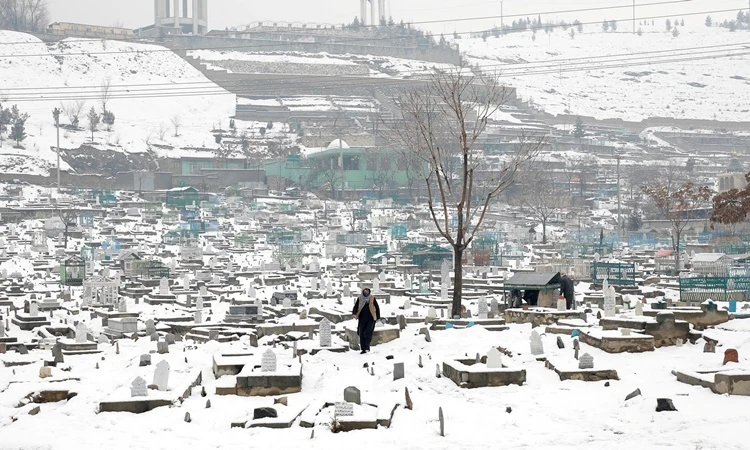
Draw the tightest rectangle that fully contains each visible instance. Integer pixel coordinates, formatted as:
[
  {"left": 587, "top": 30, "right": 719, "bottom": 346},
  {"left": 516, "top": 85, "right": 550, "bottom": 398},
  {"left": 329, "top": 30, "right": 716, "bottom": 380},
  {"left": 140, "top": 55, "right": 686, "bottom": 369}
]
[
  {"left": 460, "top": 24, "right": 750, "bottom": 122},
  {"left": 0, "top": 31, "right": 236, "bottom": 175}
]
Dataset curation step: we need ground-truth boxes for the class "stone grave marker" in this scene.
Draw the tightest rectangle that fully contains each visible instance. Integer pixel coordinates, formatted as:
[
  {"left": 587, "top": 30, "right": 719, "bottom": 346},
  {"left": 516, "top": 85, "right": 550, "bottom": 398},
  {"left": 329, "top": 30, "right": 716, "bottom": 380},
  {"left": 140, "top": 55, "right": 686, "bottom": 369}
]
[
  {"left": 153, "top": 360, "right": 170, "bottom": 391},
  {"left": 343, "top": 284, "right": 351, "bottom": 298},
  {"left": 145, "top": 319, "right": 156, "bottom": 335},
  {"left": 165, "top": 333, "right": 175, "bottom": 345},
  {"left": 131, "top": 376, "right": 147, "bottom": 397},
  {"left": 334, "top": 402, "right": 353, "bottom": 417},
  {"left": 261, "top": 349, "right": 277, "bottom": 372},
  {"left": 98, "top": 334, "right": 110, "bottom": 344},
  {"left": 426, "top": 307, "right": 437, "bottom": 321},
  {"left": 75, "top": 322, "right": 88, "bottom": 343},
  {"left": 403, "top": 298, "right": 411, "bottom": 310},
  {"left": 530, "top": 330, "right": 544, "bottom": 355},
  {"left": 282, "top": 297, "right": 292, "bottom": 308},
  {"left": 319, "top": 318, "right": 332, "bottom": 347},
  {"left": 157, "top": 341, "right": 169, "bottom": 354},
  {"left": 393, "top": 362, "right": 405, "bottom": 381},
  {"left": 194, "top": 310, "right": 202, "bottom": 324},
  {"left": 486, "top": 348, "right": 503, "bottom": 369},
  {"left": 344, "top": 386, "right": 361, "bottom": 405},
  {"left": 704, "top": 341, "right": 716, "bottom": 353},
  {"left": 52, "top": 342, "right": 64, "bottom": 363},
  {"left": 603, "top": 280, "right": 616, "bottom": 317},
  {"left": 579, "top": 353, "right": 594, "bottom": 369},
  {"left": 557, "top": 297, "right": 567, "bottom": 311},
  {"left": 556, "top": 336, "right": 565, "bottom": 349},
  {"left": 635, "top": 301, "right": 643, "bottom": 316},
  {"left": 490, "top": 299, "right": 499, "bottom": 318},
  {"left": 29, "top": 301, "right": 39, "bottom": 316},
  {"left": 477, "top": 298, "right": 488, "bottom": 319},
  {"left": 209, "top": 330, "right": 219, "bottom": 341},
  {"left": 140, "top": 354, "right": 151, "bottom": 366},
  {"left": 159, "top": 278, "right": 169, "bottom": 295}
]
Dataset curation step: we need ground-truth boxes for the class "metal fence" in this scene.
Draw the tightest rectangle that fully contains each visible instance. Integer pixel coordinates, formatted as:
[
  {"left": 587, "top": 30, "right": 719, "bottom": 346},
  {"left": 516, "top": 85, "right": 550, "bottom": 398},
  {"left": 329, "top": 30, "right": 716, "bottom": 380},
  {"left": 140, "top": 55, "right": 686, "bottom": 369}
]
[{"left": 592, "top": 261, "right": 637, "bottom": 286}]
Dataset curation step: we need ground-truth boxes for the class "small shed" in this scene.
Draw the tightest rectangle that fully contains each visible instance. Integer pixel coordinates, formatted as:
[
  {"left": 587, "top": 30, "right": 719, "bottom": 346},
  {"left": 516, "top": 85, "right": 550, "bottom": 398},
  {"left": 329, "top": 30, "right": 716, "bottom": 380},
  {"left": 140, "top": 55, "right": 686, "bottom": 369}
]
[
  {"left": 166, "top": 186, "right": 200, "bottom": 208},
  {"left": 692, "top": 253, "right": 732, "bottom": 276},
  {"left": 503, "top": 272, "right": 562, "bottom": 308}
]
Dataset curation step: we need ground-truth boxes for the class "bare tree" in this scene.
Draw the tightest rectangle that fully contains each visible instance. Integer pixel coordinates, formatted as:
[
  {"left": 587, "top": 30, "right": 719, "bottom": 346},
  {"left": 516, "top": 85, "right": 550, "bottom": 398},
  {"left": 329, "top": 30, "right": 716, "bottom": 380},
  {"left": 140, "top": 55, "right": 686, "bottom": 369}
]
[
  {"left": 61, "top": 100, "right": 85, "bottom": 128},
  {"left": 55, "top": 207, "right": 78, "bottom": 249},
  {"left": 307, "top": 156, "right": 343, "bottom": 199},
  {"left": 170, "top": 115, "right": 182, "bottom": 137},
  {"left": 642, "top": 181, "right": 712, "bottom": 273},
  {"left": 86, "top": 107, "right": 99, "bottom": 141},
  {"left": 0, "top": 0, "right": 49, "bottom": 32},
  {"left": 390, "top": 71, "right": 543, "bottom": 317},
  {"left": 214, "top": 140, "right": 238, "bottom": 169},
  {"left": 516, "top": 167, "right": 569, "bottom": 244},
  {"left": 157, "top": 122, "right": 168, "bottom": 140},
  {"left": 366, "top": 148, "right": 397, "bottom": 199},
  {"left": 100, "top": 76, "right": 112, "bottom": 113}
]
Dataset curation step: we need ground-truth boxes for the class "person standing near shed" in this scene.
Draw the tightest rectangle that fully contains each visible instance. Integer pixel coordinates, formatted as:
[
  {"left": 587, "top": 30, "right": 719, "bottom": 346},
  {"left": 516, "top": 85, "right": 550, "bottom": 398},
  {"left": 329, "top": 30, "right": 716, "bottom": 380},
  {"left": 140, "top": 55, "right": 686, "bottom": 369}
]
[
  {"left": 352, "top": 288, "right": 380, "bottom": 354},
  {"left": 560, "top": 271, "right": 575, "bottom": 310}
]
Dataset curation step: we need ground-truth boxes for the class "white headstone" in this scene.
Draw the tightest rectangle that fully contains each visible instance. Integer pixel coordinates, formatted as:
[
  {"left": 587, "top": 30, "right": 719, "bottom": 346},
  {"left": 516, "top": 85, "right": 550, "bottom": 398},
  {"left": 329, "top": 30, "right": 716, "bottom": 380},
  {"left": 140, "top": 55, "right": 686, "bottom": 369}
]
[
  {"left": 477, "top": 298, "right": 488, "bottom": 319},
  {"left": 319, "top": 318, "right": 332, "bottom": 347},
  {"left": 603, "top": 280, "right": 616, "bottom": 318},
  {"left": 557, "top": 298, "right": 567, "bottom": 312},
  {"left": 334, "top": 402, "right": 353, "bottom": 417},
  {"left": 490, "top": 298, "right": 499, "bottom": 317},
  {"left": 117, "top": 297, "right": 127, "bottom": 313},
  {"left": 29, "top": 301, "right": 39, "bottom": 316},
  {"left": 261, "top": 349, "right": 277, "bottom": 372},
  {"left": 343, "top": 284, "right": 351, "bottom": 298},
  {"left": 635, "top": 301, "right": 643, "bottom": 316},
  {"left": 282, "top": 297, "right": 292, "bottom": 308},
  {"left": 130, "top": 376, "right": 147, "bottom": 397},
  {"left": 403, "top": 298, "right": 411, "bottom": 310},
  {"left": 530, "top": 329, "right": 544, "bottom": 355},
  {"left": 212, "top": 274, "right": 220, "bottom": 285},
  {"left": 426, "top": 307, "right": 437, "bottom": 320},
  {"left": 159, "top": 277, "right": 169, "bottom": 296},
  {"left": 183, "top": 274, "right": 190, "bottom": 291},
  {"left": 153, "top": 360, "right": 170, "bottom": 391},
  {"left": 194, "top": 310, "right": 202, "bottom": 324},
  {"left": 75, "top": 322, "right": 87, "bottom": 343},
  {"left": 199, "top": 285, "right": 208, "bottom": 297},
  {"left": 247, "top": 284, "right": 256, "bottom": 298},
  {"left": 486, "top": 347, "right": 503, "bottom": 369},
  {"left": 196, "top": 295, "right": 204, "bottom": 310},
  {"left": 372, "top": 278, "right": 379, "bottom": 293},
  {"left": 440, "top": 259, "right": 450, "bottom": 300}
]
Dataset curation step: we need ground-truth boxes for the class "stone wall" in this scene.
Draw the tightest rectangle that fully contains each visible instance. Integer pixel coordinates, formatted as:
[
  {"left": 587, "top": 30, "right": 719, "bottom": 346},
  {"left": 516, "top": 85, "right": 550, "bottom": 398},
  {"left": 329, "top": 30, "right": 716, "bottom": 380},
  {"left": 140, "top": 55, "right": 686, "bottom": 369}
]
[{"left": 207, "top": 59, "right": 369, "bottom": 76}]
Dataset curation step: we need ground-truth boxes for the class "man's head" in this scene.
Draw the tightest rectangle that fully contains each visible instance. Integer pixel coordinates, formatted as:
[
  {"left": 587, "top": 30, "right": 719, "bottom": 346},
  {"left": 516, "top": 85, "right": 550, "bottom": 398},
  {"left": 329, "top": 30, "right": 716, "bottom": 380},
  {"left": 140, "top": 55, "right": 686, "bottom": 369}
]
[{"left": 362, "top": 288, "right": 371, "bottom": 296}]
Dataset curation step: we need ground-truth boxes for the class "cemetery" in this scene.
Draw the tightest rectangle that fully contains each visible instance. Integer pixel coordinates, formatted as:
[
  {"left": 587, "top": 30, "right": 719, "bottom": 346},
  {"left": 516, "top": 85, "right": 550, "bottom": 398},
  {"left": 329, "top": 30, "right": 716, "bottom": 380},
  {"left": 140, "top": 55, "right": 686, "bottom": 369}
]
[{"left": 1, "top": 184, "right": 750, "bottom": 448}]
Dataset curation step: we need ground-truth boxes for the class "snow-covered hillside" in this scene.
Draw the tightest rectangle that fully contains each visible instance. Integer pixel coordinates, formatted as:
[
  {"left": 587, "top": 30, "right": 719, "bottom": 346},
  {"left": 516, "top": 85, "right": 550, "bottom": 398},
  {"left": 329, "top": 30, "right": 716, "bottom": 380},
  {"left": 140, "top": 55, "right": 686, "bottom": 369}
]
[
  {"left": 459, "top": 24, "right": 750, "bottom": 122},
  {"left": 0, "top": 31, "right": 236, "bottom": 175}
]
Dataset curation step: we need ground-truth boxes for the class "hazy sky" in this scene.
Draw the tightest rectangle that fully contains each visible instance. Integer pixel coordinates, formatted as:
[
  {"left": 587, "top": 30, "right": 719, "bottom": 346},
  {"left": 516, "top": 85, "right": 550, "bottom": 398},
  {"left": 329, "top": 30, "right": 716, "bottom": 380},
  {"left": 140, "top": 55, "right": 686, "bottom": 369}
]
[{"left": 46, "top": 0, "right": 748, "bottom": 34}]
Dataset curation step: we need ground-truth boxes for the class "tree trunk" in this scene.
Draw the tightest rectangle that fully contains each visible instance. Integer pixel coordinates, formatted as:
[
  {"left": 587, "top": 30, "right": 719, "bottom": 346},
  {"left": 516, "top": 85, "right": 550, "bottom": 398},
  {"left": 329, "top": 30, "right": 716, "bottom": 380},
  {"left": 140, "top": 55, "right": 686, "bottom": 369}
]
[
  {"left": 63, "top": 224, "right": 69, "bottom": 249},
  {"left": 452, "top": 246, "right": 463, "bottom": 318},
  {"left": 542, "top": 221, "right": 547, "bottom": 244},
  {"left": 673, "top": 231, "right": 680, "bottom": 274}
]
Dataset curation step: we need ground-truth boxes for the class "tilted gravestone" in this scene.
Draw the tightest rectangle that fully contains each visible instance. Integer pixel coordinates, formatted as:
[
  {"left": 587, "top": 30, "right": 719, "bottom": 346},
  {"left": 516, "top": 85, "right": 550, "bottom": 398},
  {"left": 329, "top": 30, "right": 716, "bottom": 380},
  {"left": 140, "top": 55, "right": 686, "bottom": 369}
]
[{"left": 344, "top": 386, "right": 361, "bottom": 405}]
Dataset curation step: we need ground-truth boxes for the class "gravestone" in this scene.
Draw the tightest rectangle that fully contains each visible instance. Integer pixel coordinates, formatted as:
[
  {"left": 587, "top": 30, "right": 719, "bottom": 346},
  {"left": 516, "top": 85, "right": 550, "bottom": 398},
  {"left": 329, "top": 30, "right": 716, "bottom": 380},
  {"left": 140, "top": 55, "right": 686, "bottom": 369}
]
[
  {"left": 486, "top": 348, "right": 503, "bottom": 369},
  {"left": 439, "top": 407, "right": 445, "bottom": 437},
  {"left": 29, "top": 301, "right": 39, "bottom": 316},
  {"left": 118, "top": 297, "right": 128, "bottom": 313},
  {"left": 165, "top": 333, "right": 175, "bottom": 345},
  {"left": 344, "top": 386, "right": 361, "bottom": 405},
  {"left": 98, "top": 334, "right": 110, "bottom": 344},
  {"left": 282, "top": 298, "right": 292, "bottom": 308},
  {"left": 194, "top": 310, "right": 202, "bottom": 324},
  {"left": 403, "top": 298, "right": 411, "bottom": 310},
  {"left": 393, "top": 362, "right": 405, "bottom": 381},
  {"left": 490, "top": 299, "right": 499, "bottom": 318},
  {"left": 131, "top": 377, "right": 147, "bottom": 397},
  {"left": 183, "top": 275, "right": 190, "bottom": 291},
  {"left": 209, "top": 330, "right": 219, "bottom": 341},
  {"left": 261, "top": 349, "right": 277, "bottom": 372},
  {"left": 153, "top": 360, "right": 170, "bottom": 391},
  {"left": 75, "top": 322, "right": 88, "bottom": 344},
  {"left": 603, "top": 280, "right": 616, "bottom": 317},
  {"left": 729, "top": 299, "right": 737, "bottom": 313},
  {"left": 621, "top": 328, "right": 631, "bottom": 336},
  {"left": 723, "top": 349, "right": 739, "bottom": 365},
  {"left": 635, "top": 301, "right": 643, "bottom": 316},
  {"left": 477, "top": 298, "right": 488, "bottom": 319},
  {"left": 343, "top": 284, "right": 351, "bottom": 298},
  {"left": 579, "top": 353, "right": 594, "bottom": 369},
  {"left": 145, "top": 319, "right": 156, "bottom": 335},
  {"left": 159, "top": 278, "right": 169, "bottom": 295},
  {"left": 530, "top": 330, "right": 544, "bottom": 355},
  {"left": 157, "top": 341, "right": 169, "bottom": 354},
  {"left": 52, "top": 342, "right": 64, "bottom": 364},
  {"left": 556, "top": 336, "right": 565, "bottom": 349},
  {"left": 704, "top": 341, "right": 716, "bottom": 353},
  {"left": 140, "top": 354, "right": 151, "bottom": 366},
  {"left": 196, "top": 296, "right": 204, "bottom": 310},
  {"left": 397, "top": 315, "right": 406, "bottom": 331},
  {"left": 319, "top": 318, "right": 332, "bottom": 347},
  {"left": 248, "top": 284, "right": 256, "bottom": 298},
  {"left": 440, "top": 260, "right": 450, "bottom": 301},
  {"left": 335, "top": 402, "right": 353, "bottom": 417},
  {"left": 557, "top": 298, "right": 567, "bottom": 312},
  {"left": 426, "top": 307, "right": 437, "bottom": 321}
]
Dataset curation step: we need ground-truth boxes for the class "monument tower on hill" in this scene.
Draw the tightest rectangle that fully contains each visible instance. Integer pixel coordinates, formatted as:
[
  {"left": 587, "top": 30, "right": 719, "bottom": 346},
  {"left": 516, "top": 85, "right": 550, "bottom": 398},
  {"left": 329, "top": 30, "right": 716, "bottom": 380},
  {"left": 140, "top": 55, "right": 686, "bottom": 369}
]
[
  {"left": 360, "top": 0, "right": 390, "bottom": 26},
  {"left": 154, "top": 0, "right": 208, "bottom": 35}
]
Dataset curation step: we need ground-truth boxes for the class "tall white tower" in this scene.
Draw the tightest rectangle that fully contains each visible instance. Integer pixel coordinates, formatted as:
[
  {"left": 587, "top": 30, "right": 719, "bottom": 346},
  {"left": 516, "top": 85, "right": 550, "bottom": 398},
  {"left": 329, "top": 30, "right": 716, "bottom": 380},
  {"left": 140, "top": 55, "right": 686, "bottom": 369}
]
[{"left": 154, "top": 0, "right": 208, "bottom": 34}]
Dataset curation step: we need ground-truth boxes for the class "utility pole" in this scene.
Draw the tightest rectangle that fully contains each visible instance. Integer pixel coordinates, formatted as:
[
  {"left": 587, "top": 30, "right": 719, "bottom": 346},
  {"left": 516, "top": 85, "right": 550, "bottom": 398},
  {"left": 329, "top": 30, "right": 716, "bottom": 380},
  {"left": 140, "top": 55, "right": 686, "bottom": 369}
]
[
  {"left": 52, "top": 107, "right": 61, "bottom": 191},
  {"left": 633, "top": 0, "right": 636, "bottom": 34},
  {"left": 616, "top": 151, "right": 622, "bottom": 236},
  {"left": 501, "top": 0, "right": 504, "bottom": 30}
]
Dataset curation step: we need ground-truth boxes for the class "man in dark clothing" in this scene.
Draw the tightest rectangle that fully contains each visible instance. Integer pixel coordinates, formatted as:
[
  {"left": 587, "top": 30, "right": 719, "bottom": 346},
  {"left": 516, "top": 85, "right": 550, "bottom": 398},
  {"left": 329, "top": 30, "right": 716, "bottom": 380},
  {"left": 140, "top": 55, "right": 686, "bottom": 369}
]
[
  {"left": 523, "top": 289, "right": 539, "bottom": 306},
  {"left": 560, "top": 272, "right": 575, "bottom": 309},
  {"left": 352, "top": 288, "right": 381, "bottom": 354}
]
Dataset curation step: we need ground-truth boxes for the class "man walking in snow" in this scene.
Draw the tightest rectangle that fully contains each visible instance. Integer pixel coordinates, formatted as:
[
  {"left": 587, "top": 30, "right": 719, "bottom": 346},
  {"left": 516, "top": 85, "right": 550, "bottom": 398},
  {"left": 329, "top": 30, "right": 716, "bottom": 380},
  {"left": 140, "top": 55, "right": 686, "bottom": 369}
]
[
  {"left": 352, "top": 288, "right": 380, "bottom": 354},
  {"left": 560, "top": 271, "right": 575, "bottom": 310}
]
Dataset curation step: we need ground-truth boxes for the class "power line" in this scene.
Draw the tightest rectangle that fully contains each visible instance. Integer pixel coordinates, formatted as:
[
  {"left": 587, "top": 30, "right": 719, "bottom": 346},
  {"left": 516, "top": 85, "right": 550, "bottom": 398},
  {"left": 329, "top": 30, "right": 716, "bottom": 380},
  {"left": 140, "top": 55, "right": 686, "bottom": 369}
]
[
  {"left": 0, "top": 40, "right": 747, "bottom": 96},
  {"left": 0, "top": 6, "right": 742, "bottom": 58},
  {"left": 4, "top": 45, "right": 748, "bottom": 103}
]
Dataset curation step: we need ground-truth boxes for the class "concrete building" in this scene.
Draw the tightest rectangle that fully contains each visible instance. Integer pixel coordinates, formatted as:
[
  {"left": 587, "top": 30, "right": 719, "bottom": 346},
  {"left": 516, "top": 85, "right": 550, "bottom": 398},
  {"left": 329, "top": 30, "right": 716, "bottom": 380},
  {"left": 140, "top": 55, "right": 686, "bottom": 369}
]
[
  {"left": 47, "top": 22, "right": 134, "bottom": 39},
  {"left": 153, "top": 0, "right": 208, "bottom": 35},
  {"left": 359, "top": 0, "right": 389, "bottom": 26}
]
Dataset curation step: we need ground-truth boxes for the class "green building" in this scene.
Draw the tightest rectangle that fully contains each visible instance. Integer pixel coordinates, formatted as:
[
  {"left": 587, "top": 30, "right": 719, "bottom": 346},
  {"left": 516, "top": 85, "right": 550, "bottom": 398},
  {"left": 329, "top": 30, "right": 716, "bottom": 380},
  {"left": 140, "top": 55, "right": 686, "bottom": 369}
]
[{"left": 264, "top": 140, "right": 412, "bottom": 198}]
